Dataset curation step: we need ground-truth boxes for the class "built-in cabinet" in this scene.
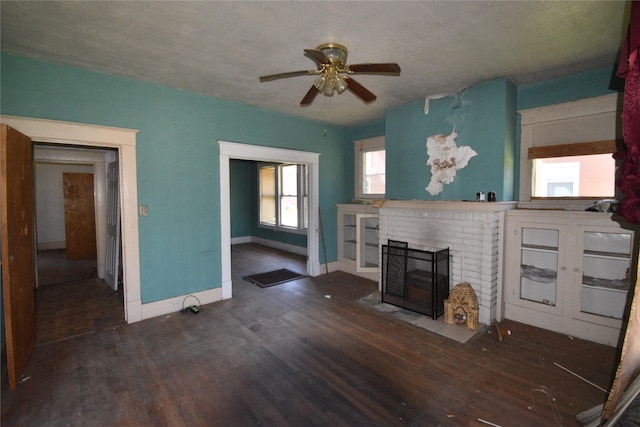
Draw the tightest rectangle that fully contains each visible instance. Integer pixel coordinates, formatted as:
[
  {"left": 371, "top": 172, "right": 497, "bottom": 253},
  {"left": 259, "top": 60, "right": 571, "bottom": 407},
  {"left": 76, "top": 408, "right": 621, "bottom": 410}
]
[
  {"left": 504, "top": 210, "right": 636, "bottom": 346},
  {"left": 337, "top": 204, "right": 379, "bottom": 281}
]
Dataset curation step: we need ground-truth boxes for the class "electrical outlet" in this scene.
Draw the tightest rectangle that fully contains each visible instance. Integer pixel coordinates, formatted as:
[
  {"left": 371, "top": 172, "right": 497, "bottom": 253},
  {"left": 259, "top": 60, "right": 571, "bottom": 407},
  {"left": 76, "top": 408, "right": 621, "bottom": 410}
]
[{"left": 169, "top": 300, "right": 181, "bottom": 309}]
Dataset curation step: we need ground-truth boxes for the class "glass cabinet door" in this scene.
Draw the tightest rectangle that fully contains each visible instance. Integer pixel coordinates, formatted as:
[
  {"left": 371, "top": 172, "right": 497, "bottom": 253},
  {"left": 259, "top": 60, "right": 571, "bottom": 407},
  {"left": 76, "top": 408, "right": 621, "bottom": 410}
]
[
  {"left": 576, "top": 230, "right": 632, "bottom": 323},
  {"left": 356, "top": 214, "right": 379, "bottom": 272},
  {"left": 342, "top": 213, "right": 357, "bottom": 262},
  {"left": 518, "top": 226, "right": 563, "bottom": 314}
]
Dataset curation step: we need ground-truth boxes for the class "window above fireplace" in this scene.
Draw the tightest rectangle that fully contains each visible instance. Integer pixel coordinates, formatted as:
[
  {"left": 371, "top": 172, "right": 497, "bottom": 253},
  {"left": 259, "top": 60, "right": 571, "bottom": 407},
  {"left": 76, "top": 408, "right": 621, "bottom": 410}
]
[
  {"left": 529, "top": 140, "right": 618, "bottom": 199},
  {"left": 519, "top": 93, "right": 620, "bottom": 210}
]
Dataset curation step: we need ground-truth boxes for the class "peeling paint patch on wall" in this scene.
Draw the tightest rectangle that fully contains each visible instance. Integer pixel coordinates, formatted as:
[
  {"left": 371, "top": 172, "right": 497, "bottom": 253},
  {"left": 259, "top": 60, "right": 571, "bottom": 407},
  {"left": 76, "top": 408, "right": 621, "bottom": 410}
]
[{"left": 425, "top": 127, "right": 477, "bottom": 195}]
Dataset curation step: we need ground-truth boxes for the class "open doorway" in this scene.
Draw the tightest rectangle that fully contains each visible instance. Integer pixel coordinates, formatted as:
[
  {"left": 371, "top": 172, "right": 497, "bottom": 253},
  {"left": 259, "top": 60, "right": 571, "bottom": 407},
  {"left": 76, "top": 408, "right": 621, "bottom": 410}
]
[
  {"left": 33, "top": 143, "right": 125, "bottom": 344},
  {"left": 0, "top": 115, "right": 142, "bottom": 323},
  {"left": 229, "top": 159, "right": 309, "bottom": 283},
  {"left": 219, "top": 141, "right": 321, "bottom": 299}
]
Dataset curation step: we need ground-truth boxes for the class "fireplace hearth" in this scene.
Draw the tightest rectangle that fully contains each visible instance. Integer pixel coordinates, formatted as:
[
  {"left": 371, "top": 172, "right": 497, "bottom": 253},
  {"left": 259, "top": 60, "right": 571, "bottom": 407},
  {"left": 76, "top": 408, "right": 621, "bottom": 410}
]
[{"left": 382, "top": 242, "right": 450, "bottom": 319}]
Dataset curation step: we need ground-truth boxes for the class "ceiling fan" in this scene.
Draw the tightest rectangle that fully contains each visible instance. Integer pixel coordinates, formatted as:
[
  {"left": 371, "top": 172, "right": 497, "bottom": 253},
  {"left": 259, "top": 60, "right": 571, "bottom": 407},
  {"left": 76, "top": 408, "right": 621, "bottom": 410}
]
[{"left": 259, "top": 42, "right": 401, "bottom": 106}]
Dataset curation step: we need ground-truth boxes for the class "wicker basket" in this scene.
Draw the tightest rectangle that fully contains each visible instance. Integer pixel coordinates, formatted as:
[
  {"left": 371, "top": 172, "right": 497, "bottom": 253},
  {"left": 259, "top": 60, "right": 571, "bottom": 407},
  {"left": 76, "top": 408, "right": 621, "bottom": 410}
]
[{"left": 444, "top": 282, "right": 479, "bottom": 331}]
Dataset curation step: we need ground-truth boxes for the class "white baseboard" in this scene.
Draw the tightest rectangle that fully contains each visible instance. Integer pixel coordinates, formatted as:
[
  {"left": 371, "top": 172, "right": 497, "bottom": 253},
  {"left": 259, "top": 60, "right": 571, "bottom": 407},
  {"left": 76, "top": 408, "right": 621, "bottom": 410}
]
[
  {"left": 134, "top": 259, "right": 339, "bottom": 324},
  {"left": 37, "top": 241, "right": 65, "bottom": 250},
  {"left": 231, "top": 235, "right": 308, "bottom": 256},
  {"left": 230, "top": 236, "right": 252, "bottom": 245},
  {"left": 337, "top": 260, "right": 380, "bottom": 284},
  {"left": 140, "top": 287, "right": 223, "bottom": 320},
  {"left": 319, "top": 261, "right": 341, "bottom": 274}
]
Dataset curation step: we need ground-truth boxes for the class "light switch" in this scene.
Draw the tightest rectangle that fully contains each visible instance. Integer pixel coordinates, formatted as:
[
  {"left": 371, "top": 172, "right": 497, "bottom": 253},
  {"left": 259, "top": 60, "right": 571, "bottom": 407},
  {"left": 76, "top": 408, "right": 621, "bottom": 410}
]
[{"left": 139, "top": 204, "right": 148, "bottom": 216}]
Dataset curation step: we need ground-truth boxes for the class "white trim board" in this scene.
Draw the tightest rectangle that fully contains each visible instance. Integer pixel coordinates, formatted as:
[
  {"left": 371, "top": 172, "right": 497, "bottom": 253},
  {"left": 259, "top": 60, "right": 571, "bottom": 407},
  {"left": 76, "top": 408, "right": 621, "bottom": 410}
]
[
  {"left": 230, "top": 236, "right": 308, "bottom": 256},
  {"left": 219, "top": 141, "right": 321, "bottom": 300},
  {"left": 34, "top": 146, "right": 110, "bottom": 281}
]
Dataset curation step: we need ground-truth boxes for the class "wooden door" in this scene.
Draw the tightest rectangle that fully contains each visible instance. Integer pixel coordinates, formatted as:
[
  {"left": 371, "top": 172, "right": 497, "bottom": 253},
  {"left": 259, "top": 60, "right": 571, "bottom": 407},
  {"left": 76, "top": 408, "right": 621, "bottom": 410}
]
[
  {"left": 63, "top": 173, "right": 97, "bottom": 260},
  {"left": 1, "top": 124, "right": 36, "bottom": 390}
]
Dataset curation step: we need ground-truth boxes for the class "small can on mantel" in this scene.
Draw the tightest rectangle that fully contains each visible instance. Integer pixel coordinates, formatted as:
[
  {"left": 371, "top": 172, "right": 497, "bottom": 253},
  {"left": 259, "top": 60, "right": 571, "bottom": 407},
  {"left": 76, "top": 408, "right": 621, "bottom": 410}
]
[{"left": 476, "top": 192, "right": 485, "bottom": 201}]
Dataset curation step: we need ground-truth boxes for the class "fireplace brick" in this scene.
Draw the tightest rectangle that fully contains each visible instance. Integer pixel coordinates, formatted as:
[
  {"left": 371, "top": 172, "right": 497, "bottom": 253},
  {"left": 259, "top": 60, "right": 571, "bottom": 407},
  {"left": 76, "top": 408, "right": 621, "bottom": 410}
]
[{"left": 379, "top": 201, "right": 516, "bottom": 325}]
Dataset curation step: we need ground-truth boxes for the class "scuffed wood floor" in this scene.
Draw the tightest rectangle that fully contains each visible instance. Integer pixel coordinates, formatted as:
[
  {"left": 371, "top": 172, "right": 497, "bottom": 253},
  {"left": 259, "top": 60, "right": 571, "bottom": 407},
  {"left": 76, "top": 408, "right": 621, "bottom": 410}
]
[{"left": 2, "top": 243, "right": 618, "bottom": 426}]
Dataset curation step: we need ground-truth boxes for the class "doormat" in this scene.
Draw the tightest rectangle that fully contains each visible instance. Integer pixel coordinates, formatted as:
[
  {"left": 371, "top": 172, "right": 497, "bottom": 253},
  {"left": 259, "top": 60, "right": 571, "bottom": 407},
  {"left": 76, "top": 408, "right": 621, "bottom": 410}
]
[{"left": 243, "top": 268, "right": 306, "bottom": 288}]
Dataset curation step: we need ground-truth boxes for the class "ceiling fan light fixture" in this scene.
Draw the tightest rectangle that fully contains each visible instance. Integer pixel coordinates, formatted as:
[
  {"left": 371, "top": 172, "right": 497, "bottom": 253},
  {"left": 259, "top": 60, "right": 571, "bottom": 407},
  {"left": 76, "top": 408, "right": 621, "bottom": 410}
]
[
  {"left": 314, "top": 65, "right": 346, "bottom": 97},
  {"left": 336, "top": 76, "right": 348, "bottom": 94},
  {"left": 322, "top": 80, "right": 335, "bottom": 97},
  {"left": 259, "top": 42, "right": 400, "bottom": 106},
  {"left": 313, "top": 75, "right": 326, "bottom": 91},
  {"left": 316, "top": 42, "right": 348, "bottom": 66}
]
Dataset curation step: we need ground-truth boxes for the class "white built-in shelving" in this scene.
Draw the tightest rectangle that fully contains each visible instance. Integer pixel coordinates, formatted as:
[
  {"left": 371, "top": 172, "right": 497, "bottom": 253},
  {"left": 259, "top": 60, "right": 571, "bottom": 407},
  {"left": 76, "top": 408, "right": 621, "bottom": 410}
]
[{"left": 504, "top": 210, "right": 636, "bottom": 346}]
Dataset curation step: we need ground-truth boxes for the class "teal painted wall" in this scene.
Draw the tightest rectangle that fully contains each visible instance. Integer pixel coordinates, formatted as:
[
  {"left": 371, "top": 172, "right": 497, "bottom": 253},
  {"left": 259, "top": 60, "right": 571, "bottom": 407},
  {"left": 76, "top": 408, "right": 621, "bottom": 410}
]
[
  {"left": 1, "top": 53, "right": 349, "bottom": 303},
  {"left": 0, "top": 53, "right": 623, "bottom": 313},
  {"left": 348, "top": 120, "right": 385, "bottom": 142},
  {"left": 517, "top": 66, "right": 621, "bottom": 110},
  {"left": 346, "top": 120, "right": 386, "bottom": 201},
  {"left": 230, "top": 159, "right": 254, "bottom": 238},
  {"left": 385, "top": 78, "right": 517, "bottom": 201},
  {"left": 503, "top": 80, "right": 518, "bottom": 200},
  {"left": 253, "top": 226, "right": 308, "bottom": 247},
  {"left": 514, "top": 66, "right": 622, "bottom": 199}
]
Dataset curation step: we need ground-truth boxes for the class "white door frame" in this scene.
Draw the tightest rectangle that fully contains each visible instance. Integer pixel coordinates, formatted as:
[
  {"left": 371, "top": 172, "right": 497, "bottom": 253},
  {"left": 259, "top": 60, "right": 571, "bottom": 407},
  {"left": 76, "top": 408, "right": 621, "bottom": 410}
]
[
  {"left": 1, "top": 115, "right": 143, "bottom": 323},
  {"left": 218, "top": 141, "right": 320, "bottom": 299},
  {"left": 33, "top": 146, "right": 109, "bottom": 281}
]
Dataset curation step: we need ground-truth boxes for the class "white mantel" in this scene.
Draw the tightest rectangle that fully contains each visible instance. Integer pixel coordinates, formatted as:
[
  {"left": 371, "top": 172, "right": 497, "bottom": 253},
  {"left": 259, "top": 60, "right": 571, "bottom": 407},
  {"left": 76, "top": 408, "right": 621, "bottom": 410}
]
[
  {"left": 379, "top": 200, "right": 517, "bottom": 325},
  {"left": 381, "top": 200, "right": 517, "bottom": 211}
]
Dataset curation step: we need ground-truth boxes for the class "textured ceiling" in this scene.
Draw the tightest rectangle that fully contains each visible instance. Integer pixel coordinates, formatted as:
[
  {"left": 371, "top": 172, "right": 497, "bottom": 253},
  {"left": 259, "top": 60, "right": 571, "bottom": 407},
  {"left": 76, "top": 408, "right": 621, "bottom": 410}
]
[{"left": 0, "top": 1, "right": 629, "bottom": 126}]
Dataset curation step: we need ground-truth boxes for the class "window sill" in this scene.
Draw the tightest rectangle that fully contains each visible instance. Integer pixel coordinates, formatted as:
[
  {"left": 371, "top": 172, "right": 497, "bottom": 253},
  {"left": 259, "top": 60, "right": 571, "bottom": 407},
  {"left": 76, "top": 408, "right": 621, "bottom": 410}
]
[
  {"left": 517, "top": 199, "right": 599, "bottom": 211},
  {"left": 355, "top": 195, "right": 386, "bottom": 201},
  {"left": 257, "top": 223, "right": 308, "bottom": 235}
]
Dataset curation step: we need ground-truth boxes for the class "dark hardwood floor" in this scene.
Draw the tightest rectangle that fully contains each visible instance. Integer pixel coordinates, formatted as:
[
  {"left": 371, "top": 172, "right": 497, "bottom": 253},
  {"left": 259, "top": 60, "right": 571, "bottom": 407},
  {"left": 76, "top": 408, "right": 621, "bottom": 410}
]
[
  {"left": 2, "top": 243, "right": 619, "bottom": 426},
  {"left": 34, "top": 249, "right": 125, "bottom": 346}
]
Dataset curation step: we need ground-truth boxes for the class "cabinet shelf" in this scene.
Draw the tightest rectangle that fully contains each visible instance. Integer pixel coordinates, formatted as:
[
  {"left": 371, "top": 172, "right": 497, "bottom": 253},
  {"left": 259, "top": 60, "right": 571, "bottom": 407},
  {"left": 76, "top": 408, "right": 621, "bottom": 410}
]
[
  {"left": 521, "top": 264, "right": 557, "bottom": 284},
  {"left": 583, "top": 250, "right": 630, "bottom": 260},
  {"left": 582, "top": 277, "right": 629, "bottom": 291},
  {"left": 582, "top": 283, "right": 628, "bottom": 293},
  {"left": 338, "top": 205, "right": 380, "bottom": 276},
  {"left": 521, "top": 244, "right": 558, "bottom": 253}
]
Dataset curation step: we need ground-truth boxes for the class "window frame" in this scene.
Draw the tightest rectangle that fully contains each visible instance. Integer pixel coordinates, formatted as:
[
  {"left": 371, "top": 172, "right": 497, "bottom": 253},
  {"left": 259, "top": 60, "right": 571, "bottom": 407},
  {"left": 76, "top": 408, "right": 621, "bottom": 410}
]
[
  {"left": 528, "top": 140, "right": 619, "bottom": 200},
  {"left": 258, "top": 162, "right": 308, "bottom": 234},
  {"left": 354, "top": 136, "right": 386, "bottom": 200},
  {"left": 518, "top": 93, "right": 620, "bottom": 209}
]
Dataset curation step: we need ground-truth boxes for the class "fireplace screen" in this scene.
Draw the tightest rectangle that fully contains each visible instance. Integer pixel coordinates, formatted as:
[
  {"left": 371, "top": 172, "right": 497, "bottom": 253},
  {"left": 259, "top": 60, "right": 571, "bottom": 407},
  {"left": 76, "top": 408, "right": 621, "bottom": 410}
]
[{"left": 382, "top": 242, "right": 450, "bottom": 319}]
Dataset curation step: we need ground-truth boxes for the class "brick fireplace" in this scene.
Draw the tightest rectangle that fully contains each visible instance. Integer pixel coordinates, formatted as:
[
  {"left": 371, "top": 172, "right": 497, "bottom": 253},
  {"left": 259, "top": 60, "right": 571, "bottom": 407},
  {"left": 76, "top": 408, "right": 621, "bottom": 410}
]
[{"left": 378, "top": 200, "right": 516, "bottom": 325}]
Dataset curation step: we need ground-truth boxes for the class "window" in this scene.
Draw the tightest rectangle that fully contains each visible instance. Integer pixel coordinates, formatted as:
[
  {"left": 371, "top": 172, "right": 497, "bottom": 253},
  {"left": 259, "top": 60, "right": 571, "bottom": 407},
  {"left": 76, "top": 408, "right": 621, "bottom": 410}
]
[
  {"left": 519, "top": 93, "right": 619, "bottom": 204},
  {"left": 529, "top": 140, "right": 617, "bottom": 199},
  {"left": 354, "top": 136, "right": 385, "bottom": 199},
  {"left": 259, "top": 163, "right": 307, "bottom": 232},
  {"left": 259, "top": 165, "right": 276, "bottom": 224}
]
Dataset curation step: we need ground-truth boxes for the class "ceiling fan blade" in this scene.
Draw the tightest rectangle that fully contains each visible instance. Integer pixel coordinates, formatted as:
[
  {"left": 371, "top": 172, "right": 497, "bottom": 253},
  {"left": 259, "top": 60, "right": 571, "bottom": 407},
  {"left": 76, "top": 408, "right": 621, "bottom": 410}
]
[
  {"left": 348, "top": 63, "right": 401, "bottom": 75},
  {"left": 259, "top": 70, "right": 312, "bottom": 82},
  {"left": 304, "top": 49, "right": 330, "bottom": 65},
  {"left": 344, "top": 77, "right": 377, "bottom": 103},
  {"left": 300, "top": 86, "right": 320, "bottom": 106}
]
